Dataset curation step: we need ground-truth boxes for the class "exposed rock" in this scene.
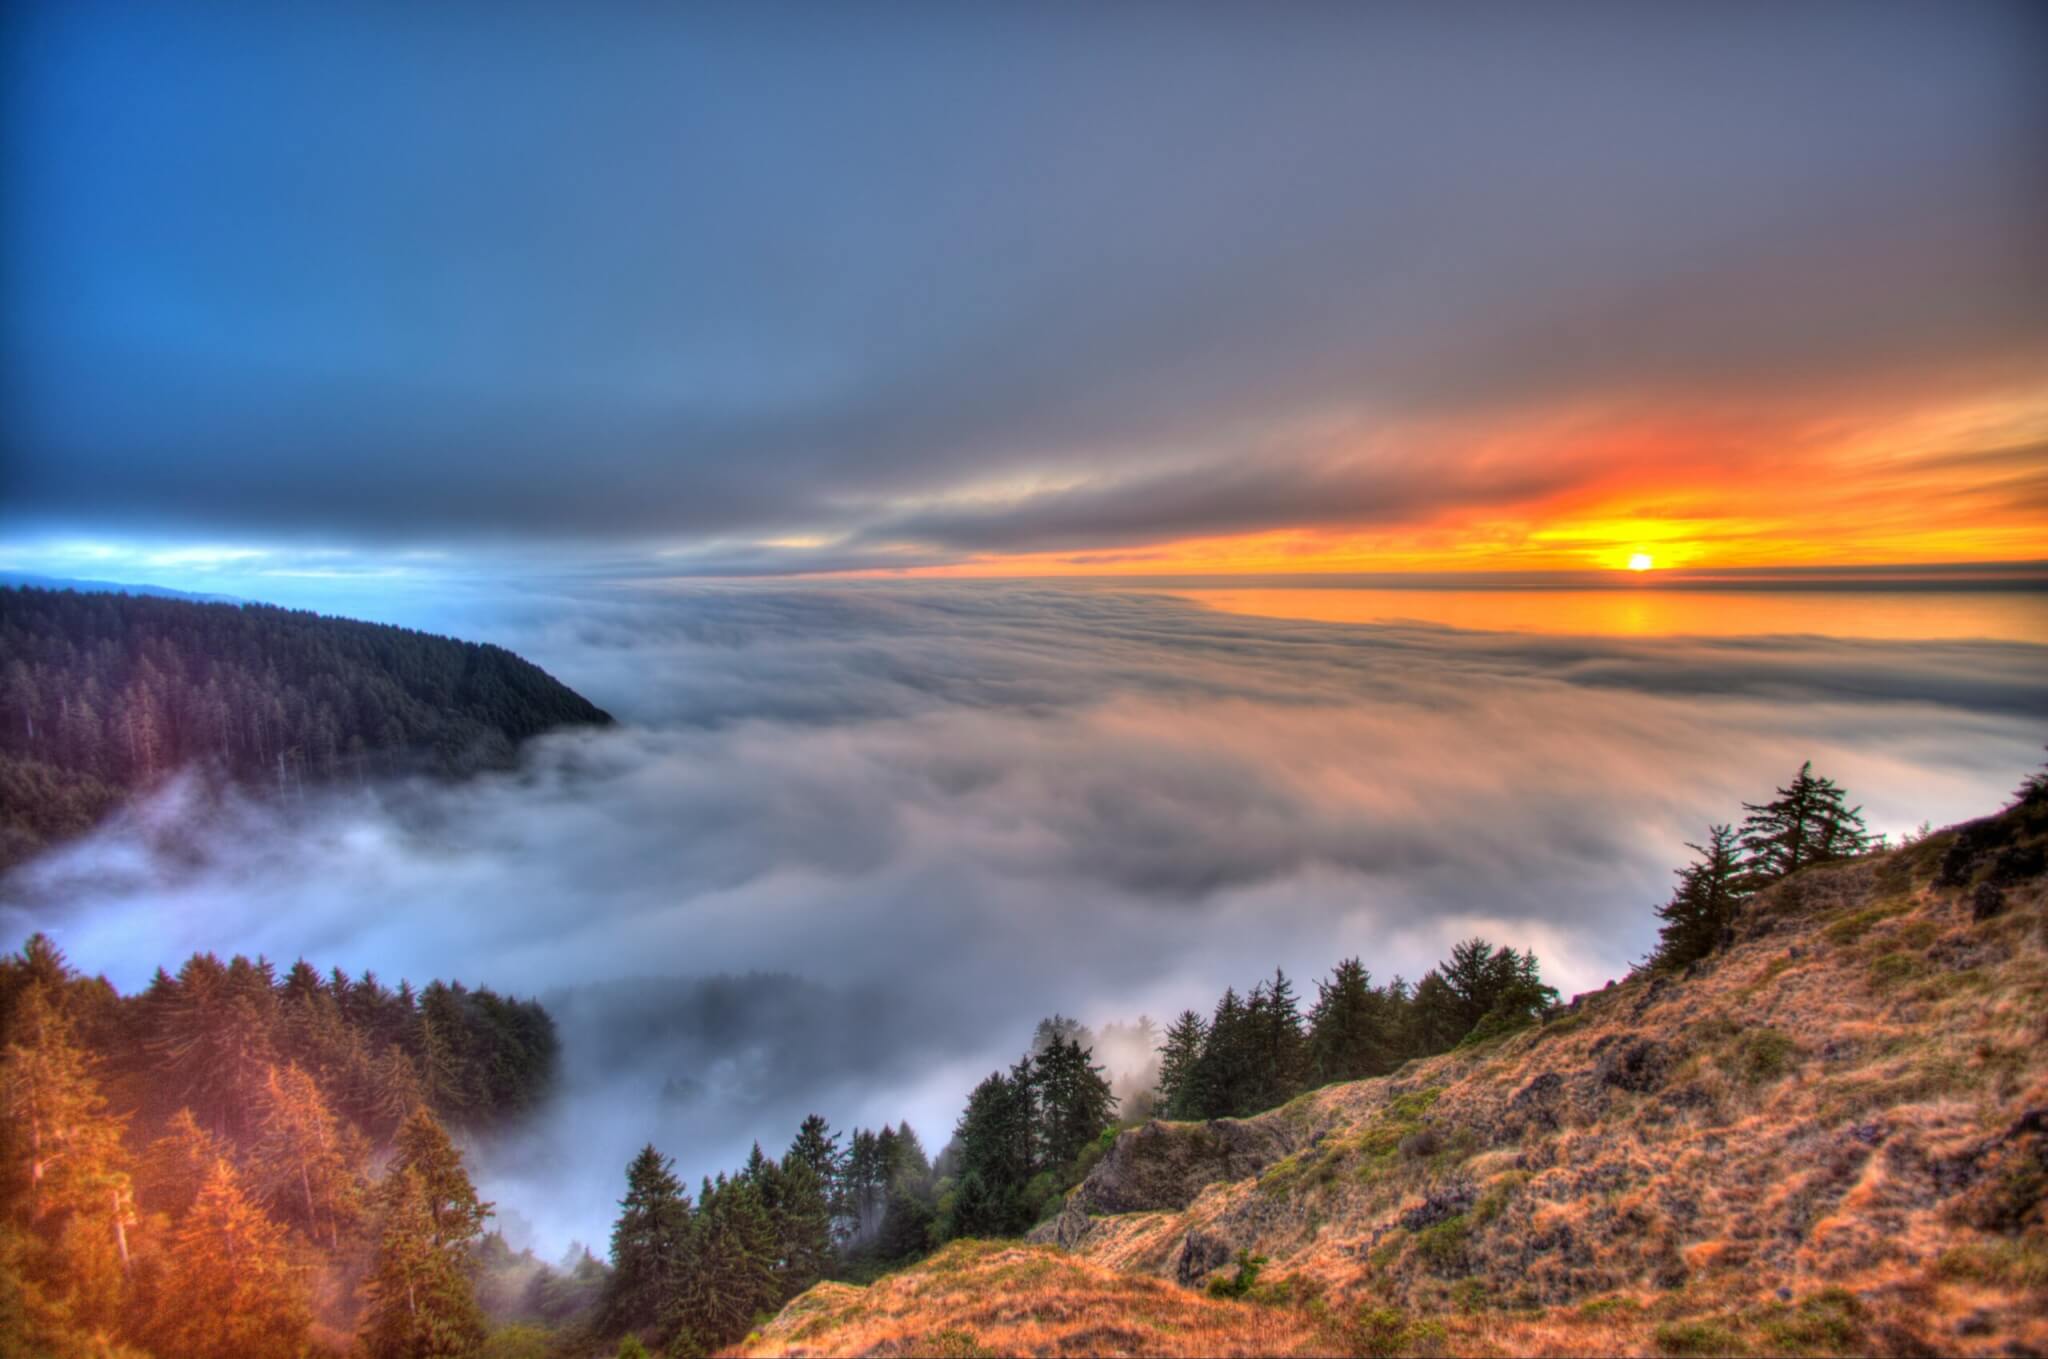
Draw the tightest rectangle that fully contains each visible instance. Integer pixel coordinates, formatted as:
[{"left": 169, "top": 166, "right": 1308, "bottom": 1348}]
[
  {"left": 1630, "top": 975, "right": 1672, "bottom": 1019},
  {"left": 1990, "top": 842, "right": 2045, "bottom": 885},
  {"left": 1596, "top": 1037, "right": 1672, "bottom": 1093},
  {"left": 1398, "top": 1180, "right": 1475, "bottom": 1231},
  {"left": 1171, "top": 1230, "right": 1233, "bottom": 1288},
  {"left": 1973, "top": 881, "right": 2008, "bottom": 921},
  {"left": 1028, "top": 1201, "right": 1094, "bottom": 1250},
  {"left": 1074, "top": 1118, "right": 1297, "bottom": 1215},
  {"left": 1500, "top": 1071, "right": 1566, "bottom": 1141},
  {"left": 1398, "top": 1128, "right": 1441, "bottom": 1160}
]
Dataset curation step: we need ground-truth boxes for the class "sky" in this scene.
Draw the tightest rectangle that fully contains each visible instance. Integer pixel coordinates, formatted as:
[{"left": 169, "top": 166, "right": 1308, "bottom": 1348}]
[
  {"left": 2, "top": 2, "right": 2047, "bottom": 1251},
  {"left": 4, "top": 0, "right": 2046, "bottom": 579}
]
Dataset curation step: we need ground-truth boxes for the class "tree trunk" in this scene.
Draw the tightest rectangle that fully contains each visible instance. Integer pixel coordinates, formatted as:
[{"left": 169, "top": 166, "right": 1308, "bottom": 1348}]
[{"left": 112, "top": 1187, "right": 131, "bottom": 1272}]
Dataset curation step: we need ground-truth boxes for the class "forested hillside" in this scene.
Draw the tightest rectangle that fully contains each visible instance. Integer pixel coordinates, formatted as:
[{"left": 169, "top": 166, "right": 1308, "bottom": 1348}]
[
  {"left": 0, "top": 586, "right": 611, "bottom": 867},
  {"left": 0, "top": 938, "right": 557, "bottom": 1356}
]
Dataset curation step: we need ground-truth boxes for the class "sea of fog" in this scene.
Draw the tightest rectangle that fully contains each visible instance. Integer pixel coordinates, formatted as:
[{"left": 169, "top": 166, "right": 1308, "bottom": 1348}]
[{"left": 5, "top": 580, "right": 2045, "bottom": 1251}]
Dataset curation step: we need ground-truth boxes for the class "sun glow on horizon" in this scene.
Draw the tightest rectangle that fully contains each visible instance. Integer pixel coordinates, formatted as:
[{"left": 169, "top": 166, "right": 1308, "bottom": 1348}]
[{"left": 1627, "top": 553, "right": 1656, "bottom": 572}]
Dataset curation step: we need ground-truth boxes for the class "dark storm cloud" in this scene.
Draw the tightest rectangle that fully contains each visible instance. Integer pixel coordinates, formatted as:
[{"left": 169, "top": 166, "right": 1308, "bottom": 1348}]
[{"left": 4, "top": 2, "right": 2045, "bottom": 551}]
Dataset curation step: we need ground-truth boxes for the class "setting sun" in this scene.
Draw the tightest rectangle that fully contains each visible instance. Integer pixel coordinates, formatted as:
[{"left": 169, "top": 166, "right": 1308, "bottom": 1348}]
[{"left": 1627, "top": 552, "right": 1656, "bottom": 572}]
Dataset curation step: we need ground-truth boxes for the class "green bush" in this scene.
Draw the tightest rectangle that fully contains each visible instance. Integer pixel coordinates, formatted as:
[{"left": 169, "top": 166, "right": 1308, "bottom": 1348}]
[
  {"left": 1205, "top": 1249, "right": 1268, "bottom": 1299},
  {"left": 1653, "top": 1318, "right": 1744, "bottom": 1356},
  {"left": 1756, "top": 1288, "right": 1865, "bottom": 1355},
  {"left": 1727, "top": 1028, "right": 1798, "bottom": 1083},
  {"left": 1413, "top": 1215, "right": 1470, "bottom": 1275}
]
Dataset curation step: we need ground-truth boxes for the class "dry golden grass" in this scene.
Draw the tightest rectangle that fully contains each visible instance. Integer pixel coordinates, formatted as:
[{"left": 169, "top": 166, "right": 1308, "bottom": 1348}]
[
  {"left": 739, "top": 802, "right": 2048, "bottom": 1357},
  {"left": 727, "top": 1240, "right": 1329, "bottom": 1357}
]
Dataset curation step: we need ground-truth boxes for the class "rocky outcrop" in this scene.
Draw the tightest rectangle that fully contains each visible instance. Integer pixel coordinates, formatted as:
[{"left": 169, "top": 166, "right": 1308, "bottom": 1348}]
[
  {"left": 1171, "top": 1230, "right": 1233, "bottom": 1286},
  {"left": 1073, "top": 1116, "right": 1299, "bottom": 1215}
]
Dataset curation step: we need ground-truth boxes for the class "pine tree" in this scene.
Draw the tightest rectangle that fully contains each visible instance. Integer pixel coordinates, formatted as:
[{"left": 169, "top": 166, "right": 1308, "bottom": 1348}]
[
  {"left": 843, "top": 1128, "right": 886, "bottom": 1243},
  {"left": 1030, "top": 1014, "right": 1093, "bottom": 1055},
  {"left": 0, "top": 980, "right": 135, "bottom": 1313},
  {"left": 871, "top": 1121, "right": 936, "bottom": 1262},
  {"left": 948, "top": 1067, "right": 1038, "bottom": 1237},
  {"left": 144, "top": 1158, "right": 310, "bottom": 1359},
  {"left": 1650, "top": 825, "right": 1746, "bottom": 970},
  {"left": 1460, "top": 947, "right": 1558, "bottom": 1043},
  {"left": 250, "top": 1061, "right": 362, "bottom": 1248},
  {"left": 603, "top": 1144, "right": 692, "bottom": 1336},
  {"left": 1155, "top": 1010, "right": 1209, "bottom": 1119},
  {"left": 1739, "top": 761, "right": 1872, "bottom": 881},
  {"left": 1247, "top": 969, "right": 1308, "bottom": 1109},
  {"left": 667, "top": 1174, "right": 777, "bottom": 1352},
  {"left": 1032, "top": 1038, "right": 1117, "bottom": 1169},
  {"left": 785, "top": 1114, "right": 842, "bottom": 1210},
  {"left": 137, "top": 1108, "right": 227, "bottom": 1220},
  {"left": 1437, "top": 938, "right": 1499, "bottom": 1035},
  {"left": 1307, "top": 958, "right": 1392, "bottom": 1084},
  {"left": 1192, "top": 987, "right": 1253, "bottom": 1118},
  {"left": 762, "top": 1153, "right": 833, "bottom": 1294},
  {"left": 389, "top": 1106, "right": 491, "bottom": 1249},
  {"left": 1406, "top": 970, "right": 1468, "bottom": 1055},
  {"left": 359, "top": 1164, "right": 488, "bottom": 1358}
]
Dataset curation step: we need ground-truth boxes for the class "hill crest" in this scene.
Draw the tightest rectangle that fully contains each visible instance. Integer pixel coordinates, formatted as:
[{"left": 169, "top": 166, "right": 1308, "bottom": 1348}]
[
  {"left": 738, "top": 793, "right": 2048, "bottom": 1357},
  {"left": 0, "top": 585, "right": 611, "bottom": 867}
]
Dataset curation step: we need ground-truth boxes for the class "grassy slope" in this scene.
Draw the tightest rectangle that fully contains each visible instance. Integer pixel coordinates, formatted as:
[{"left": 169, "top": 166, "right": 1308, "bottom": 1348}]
[{"left": 735, "top": 797, "right": 2048, "bottom": 1357}]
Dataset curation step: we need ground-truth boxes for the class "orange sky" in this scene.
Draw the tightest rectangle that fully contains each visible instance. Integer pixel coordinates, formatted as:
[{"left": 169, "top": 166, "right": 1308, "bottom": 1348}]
[{"left": 845, "top": 374, "right": 2048, "bottom": 579}]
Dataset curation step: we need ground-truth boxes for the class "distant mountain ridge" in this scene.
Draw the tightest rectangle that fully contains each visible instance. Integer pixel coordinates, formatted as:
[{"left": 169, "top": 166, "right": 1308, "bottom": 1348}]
[
  {"left": 0, "top": 585, "right": 611, "bottom": 868},
  {"left": 0, "top": 570, "right": 244, "bottom": 603}
]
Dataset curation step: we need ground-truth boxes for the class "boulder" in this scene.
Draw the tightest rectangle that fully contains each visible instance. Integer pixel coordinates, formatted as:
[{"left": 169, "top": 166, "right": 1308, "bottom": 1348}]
[
  {"left": 1074, "top": 1118, "right": 1298, "bottom": 1215},
  {"left": 1172, "top": 1230, "right": 1234, "bottom": 1288}
]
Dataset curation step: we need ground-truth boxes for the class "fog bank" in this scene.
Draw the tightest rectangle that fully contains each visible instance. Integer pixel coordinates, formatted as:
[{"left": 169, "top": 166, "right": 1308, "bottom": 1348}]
[{"left": 5, "top": 584, "right": 2041, "bottom": 1246}]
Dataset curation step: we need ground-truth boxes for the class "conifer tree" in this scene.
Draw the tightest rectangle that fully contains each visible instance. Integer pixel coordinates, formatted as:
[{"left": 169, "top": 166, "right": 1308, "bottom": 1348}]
[
  {"left": 359, "top": 1164, "right": 488, "bottom": 1359},
  {"left": 137, "top": 1108, "right": 227, "bottom": 1221},
  {"left": 1191, "top": 987, "right": 1252, "bottom": 1118},
  {"left": 785, "top": 1115, "right": 842, "bottom": 1209},
  {"left": 667, "top": 1174, "right": 777, "bottom": 1353},
  {"left": 250, "top": 1061, "right": 362, "bottom": 1248},
  {"left": 871, "top": 1123, "right": 936, "bottom": 1261},
  {"left": 603, "top": 1144, "right": 692, "bottom": 1336},
  {"left": 1155, "top": 1010, "right": 1209, "bottom": 1119},
  {"left": 843, "top": 1128, "right": 886, "bottom": 1242},
  {"left": 1307, "top": 958, "right": 1392, "bottom": 1084},
  {"left": 1032, "top": 1038, "right": 1117, "bottom": 1169},
  {"left": 1406, "top": 970, "right": 1467, "bottom": 1054},
  {"left": 762, "top": 1153, "right": 834, "bottom": 1293},
  {"left": 144, "top": 1158, "right": 310, "bottom": 1359},
  {"left": 1460, "top": 947, "right": 1558, "bottom": 1043},
  {"left": 1650, "top": 824, "right": 1746, "bottom": 970},
  {"left": 1247, "top": 970, "right": 1308, "bottom": 1109},
  {"left": 389, "top": 1106, "right": 491, "bottom": 1249},
  {"left": 948, "top": 1067, "right": 1038, "bottom": 1237},
  {"left": 1738, "top": 761, "right": 1872, "bottom": 881},
  {"left": 0, "top": 980, "right": 135, "bottom": 1308}
]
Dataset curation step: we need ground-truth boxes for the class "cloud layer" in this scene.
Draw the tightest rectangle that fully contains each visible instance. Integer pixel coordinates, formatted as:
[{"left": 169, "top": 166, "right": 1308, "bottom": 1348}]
[
  {"left": 5, "top": 4, "right": 2045, "bottom": 568},
  {"left": 4, "top": 584, "right": 2042, "bottom": 1245}
]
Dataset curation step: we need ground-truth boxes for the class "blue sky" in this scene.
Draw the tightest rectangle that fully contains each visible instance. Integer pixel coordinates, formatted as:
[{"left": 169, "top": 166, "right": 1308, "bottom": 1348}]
[{"left": 5, "top": 2, "right": 2045, "bottom": 578}]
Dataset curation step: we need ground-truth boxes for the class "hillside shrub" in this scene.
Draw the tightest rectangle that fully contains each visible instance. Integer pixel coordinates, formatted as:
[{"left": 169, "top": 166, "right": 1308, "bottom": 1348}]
[
  {"left": 1727, "top": 1028, "right": 1798, "bottom": 1083},
  {"left": 1344, "top": 1305, "right": 1446, "bottom": 1358},
  {"left": 1653, "top": 1318, "right": 1742, "bottom": 1356},
  {"left": 1205, "top": 1250, "right": 1268, "bottom": 1299}
]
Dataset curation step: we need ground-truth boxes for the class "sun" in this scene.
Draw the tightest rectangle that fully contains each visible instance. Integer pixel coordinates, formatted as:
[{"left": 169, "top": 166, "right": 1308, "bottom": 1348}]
[{"left": 1626, "top": 552, "right": 1656, "bottom": 572}]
